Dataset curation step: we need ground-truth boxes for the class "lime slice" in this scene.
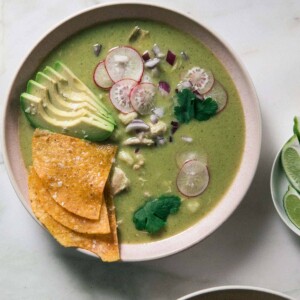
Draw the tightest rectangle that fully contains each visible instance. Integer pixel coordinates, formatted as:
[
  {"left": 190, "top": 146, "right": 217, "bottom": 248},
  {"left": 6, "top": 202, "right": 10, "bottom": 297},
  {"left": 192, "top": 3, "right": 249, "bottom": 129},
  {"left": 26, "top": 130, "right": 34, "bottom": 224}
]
[
  {"left": 283, "top": 185, "right": 300, "bottom": 228},
  {"left": 293, "top": 116, "right": 300, "bottom": 141},
  {"left": 281, "top": 135, "right": 300, "bottom": 192}
]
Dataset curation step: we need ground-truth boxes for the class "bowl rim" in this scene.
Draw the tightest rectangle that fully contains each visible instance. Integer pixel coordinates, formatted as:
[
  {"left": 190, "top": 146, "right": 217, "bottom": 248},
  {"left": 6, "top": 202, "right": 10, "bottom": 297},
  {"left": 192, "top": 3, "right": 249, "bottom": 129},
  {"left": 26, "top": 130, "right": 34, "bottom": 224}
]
[
  {"left": 2, "top": 1, "right": 262, "bottom": 262},
  {"left": 177, "top": 285, "right": 293, "bottom": 300},
  {"left": 270, "top": 141, "right": 300, "bottom": 236}
]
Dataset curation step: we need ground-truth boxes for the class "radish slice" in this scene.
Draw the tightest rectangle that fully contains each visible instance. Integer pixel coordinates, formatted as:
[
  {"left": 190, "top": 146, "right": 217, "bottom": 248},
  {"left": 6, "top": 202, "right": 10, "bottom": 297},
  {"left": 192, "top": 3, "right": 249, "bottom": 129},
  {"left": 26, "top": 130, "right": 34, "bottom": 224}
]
[
  {"left": 130, "top": 83, "right": 156, "bottom": 115},
  {"left": 109, "top": 79, "right": 137, "bottom": 113},
  {"left": 105, "top": 46, "right": 144, "bottom": 82},
  {"left": 176, "top": 151, "right": 208, "bottom": 168},
  {"left": 185, "top": 67, "right": 214, "bottom": 94},
  {"left": 176, "top": 160, "right": 209, "bottom": 197},
  {"left": 203, "top": 81, "right": 227, "bottom": 112},
  {"left": 93, "top": 61, "right": 114, "bottom": 89}
]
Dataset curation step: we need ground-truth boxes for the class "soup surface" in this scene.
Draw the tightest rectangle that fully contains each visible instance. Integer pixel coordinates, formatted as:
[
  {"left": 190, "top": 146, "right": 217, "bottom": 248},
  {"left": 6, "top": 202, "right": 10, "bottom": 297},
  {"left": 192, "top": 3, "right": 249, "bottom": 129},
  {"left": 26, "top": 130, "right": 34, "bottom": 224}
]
[{"left": 19, "top": 19, "right": 245, "bottom": 244}]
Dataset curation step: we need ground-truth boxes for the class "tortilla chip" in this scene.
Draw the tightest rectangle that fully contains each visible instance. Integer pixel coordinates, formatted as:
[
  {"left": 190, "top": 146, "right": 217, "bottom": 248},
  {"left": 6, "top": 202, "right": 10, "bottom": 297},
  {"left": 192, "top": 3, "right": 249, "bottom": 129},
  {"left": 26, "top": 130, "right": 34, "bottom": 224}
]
[
  {"left": 29, "top": 168, "right": 120, "bottom": 262},
  {"left": 29, "top": 168, "right": 110, "bottom": 234},
  {"left": 32, "top": 129, "right": 117, "bottom": 220}
]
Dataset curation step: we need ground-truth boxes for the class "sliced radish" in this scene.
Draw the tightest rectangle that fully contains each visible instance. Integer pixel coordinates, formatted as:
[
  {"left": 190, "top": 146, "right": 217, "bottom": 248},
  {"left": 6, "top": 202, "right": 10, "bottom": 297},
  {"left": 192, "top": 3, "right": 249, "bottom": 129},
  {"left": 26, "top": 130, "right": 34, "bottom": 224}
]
[
  {"left": 130, "top": 83, "right": 156, "bottom": 115},
  {"left": 203, "top": 80, "right": 227, "bottom": 112},
  {"left": 185, "top": 67, "right": 214, "bottom": 94},
  {"left": 93, "top": 61, "right": 114, "bottom": 89},
  {"left": 176, "top": 160, "right": 209, "bottom": 197},
  {"left": 176, "top": 150, "right": 208, "bottom": 168},
  {"left": 105, "top": 46, "right": 144, "bottom": 82},
  {"left": 109, "top": 79, "right": 137, "bottom": 113}
]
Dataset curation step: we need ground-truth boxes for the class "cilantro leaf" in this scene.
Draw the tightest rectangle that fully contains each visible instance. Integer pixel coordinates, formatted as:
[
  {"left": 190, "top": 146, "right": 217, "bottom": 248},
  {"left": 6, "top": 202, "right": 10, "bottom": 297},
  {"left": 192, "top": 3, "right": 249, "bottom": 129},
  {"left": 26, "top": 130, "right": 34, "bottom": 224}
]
[
  {"left": 194, "top": 97, "right": 218, "bottom": 121},
  {"left": 174, "top": 90, "right": 218, "bottom": 124},
  {"left": 174, "top": 89, "right": 196, "bottom": 123},
  {"left": 133, "top": 195, "right": 181, "bottom": 234}
]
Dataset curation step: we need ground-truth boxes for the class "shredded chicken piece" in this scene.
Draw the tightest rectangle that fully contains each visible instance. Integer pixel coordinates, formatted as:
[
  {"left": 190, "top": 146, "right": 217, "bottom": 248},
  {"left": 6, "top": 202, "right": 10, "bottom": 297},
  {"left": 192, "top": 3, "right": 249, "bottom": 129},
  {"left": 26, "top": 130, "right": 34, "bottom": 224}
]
[{"left": 110, "top": 167, "right": 130, "bottom": 196}]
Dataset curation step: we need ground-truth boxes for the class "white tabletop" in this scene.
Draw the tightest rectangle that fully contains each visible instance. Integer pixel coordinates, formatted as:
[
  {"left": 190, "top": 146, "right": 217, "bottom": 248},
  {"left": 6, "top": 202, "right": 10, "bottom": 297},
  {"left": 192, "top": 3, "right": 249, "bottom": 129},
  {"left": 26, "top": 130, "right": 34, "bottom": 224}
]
[{"left": 1, "top": 0, "right": 300, "bottom": 299}]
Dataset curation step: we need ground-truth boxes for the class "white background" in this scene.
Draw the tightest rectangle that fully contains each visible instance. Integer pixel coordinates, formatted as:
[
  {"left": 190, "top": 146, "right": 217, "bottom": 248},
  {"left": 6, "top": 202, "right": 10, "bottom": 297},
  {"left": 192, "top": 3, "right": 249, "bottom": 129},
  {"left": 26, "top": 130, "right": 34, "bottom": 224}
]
[{"left": 0, "top": 0, "right": 300, "bottom": 299}]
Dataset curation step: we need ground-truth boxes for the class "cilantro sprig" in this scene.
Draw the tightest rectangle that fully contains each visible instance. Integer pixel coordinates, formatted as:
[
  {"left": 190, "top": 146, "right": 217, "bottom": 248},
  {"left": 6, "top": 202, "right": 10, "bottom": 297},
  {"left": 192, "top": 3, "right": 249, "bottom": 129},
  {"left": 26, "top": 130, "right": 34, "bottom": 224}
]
[
  {"left": 133, "top": 195, "right": 181, "bottom": 234},
  {"left": 174, "top": 89, "right": 218, "bottom": 123}
]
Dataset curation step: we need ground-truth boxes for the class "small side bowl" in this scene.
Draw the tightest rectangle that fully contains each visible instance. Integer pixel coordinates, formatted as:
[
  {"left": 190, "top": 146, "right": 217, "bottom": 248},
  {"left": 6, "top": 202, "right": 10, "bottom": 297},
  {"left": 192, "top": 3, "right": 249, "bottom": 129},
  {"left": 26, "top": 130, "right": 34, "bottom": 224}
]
[
  {"left": 270, "top": 142, "right": 300, "bottom": 236},
  {"left": 178, "top": 285, "right": 293, "bottom": 300}
]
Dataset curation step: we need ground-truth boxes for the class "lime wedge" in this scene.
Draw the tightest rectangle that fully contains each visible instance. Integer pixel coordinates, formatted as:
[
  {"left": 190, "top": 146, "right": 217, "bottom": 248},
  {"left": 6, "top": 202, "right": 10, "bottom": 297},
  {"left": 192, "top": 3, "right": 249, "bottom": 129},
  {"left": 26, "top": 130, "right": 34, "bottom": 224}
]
[
  {"left": 283, "top": 185, "right": 300, "bottom": 228},
  {"left": 281, "top": 135, "right": 300, "bottom": 192},
  {"left": 293, "top": 116, "right": 300, "bottom": 141}
]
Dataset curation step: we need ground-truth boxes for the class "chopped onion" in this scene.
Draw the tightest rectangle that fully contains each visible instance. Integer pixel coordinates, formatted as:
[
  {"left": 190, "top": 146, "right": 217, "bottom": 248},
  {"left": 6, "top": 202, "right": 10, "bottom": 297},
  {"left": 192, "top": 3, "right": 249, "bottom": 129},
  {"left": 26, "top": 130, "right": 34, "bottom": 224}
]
[
  {"left": 150, "top": 114, "right": 159, "bottom": 124},
  {"left": 142, "top": 51, "right": 150, "bottom": 62},
  {"left": 159, "top": 81, "right": 171, "bottom": 95},
  {"left": 93, "top": 43, "right": 102, "bottom": 57},
  {"left": 180, "top": 51, "right": 189, "bottom": 60},
  {"left": 156, "top": 136, "right": 166, "bottom": 145},
  {"left": 194, "top": 90, "right": 204, "bottom": 100},
  {"left": 145, "top": 57, "right": 160, "bottom": 69},
  {"left": 152, "top": 107, "right": 165, "bottom": 118},
  {"left": 177, "top": 80, "right": 192, "bottom": 91},
  {"left": 152, "top": 44, "right": 165, "bottom": 58},
  {"left": 166, "top": 50, "right": 176, "bottom": 66},
  {"left": 181, "top": 136, "right": 193, "bottom": 143}
]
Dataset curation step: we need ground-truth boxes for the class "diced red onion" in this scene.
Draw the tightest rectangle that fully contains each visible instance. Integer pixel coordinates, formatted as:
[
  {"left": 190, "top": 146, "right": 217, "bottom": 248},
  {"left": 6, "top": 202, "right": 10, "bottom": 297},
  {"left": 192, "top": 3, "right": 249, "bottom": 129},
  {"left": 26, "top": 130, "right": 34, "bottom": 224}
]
[
  {"left": 171, "top": 127, "right": 179, "bottom": 135},
  {"left": 171, "top": 121, "right": 179, "bottom": 135},
  {"left": 166, "top": 50, "right": 176, "bottom": 66},
  {"left": 142, "top": 51, "right": 150, "bottom": 62},
  {"left": 171, "top": 121, "right": 179, "bottom": 127},
  {"left": 159, "top": 81, "right": 171, "bottom": 95}
]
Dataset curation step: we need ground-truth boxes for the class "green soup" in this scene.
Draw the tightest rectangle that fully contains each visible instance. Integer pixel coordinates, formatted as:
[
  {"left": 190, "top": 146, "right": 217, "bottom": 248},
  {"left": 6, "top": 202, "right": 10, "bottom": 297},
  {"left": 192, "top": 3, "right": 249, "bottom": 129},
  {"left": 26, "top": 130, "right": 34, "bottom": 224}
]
[{"left": 19, "top": 19, "right": 245, "bottom": 244}]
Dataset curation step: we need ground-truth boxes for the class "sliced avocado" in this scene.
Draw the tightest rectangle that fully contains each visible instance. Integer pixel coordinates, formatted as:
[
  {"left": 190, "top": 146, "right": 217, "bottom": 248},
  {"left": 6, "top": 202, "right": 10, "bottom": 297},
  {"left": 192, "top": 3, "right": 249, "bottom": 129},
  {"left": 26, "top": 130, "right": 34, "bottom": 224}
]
[
  {"left": 43, "top": 66, "right": 68, "bottom": 83},
  {"left": 36, "top": 71, "right": 116, "bottom": 125},
  {"left": 54, "top": 61, "right": 111, "bottom": 114},
  {"left": 21, "top": 93, "right": 114, "bottom": 141},
  {"left": 27, "top": 80, "right": 95, "bottom": 121}
]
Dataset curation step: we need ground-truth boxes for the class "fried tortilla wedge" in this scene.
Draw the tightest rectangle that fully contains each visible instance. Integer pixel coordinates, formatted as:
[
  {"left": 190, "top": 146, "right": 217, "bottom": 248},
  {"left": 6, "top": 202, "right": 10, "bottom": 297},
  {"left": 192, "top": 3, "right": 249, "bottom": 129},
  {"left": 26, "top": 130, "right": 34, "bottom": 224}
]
[
  {"left": 32, "top": 129, "right": 117, "bottom": 220},
  {"left": 29, "top": 168, "right": 110, "bottom": 234},
  {"left": 29, "top": 168, "right": 120, "bottom": 262}
]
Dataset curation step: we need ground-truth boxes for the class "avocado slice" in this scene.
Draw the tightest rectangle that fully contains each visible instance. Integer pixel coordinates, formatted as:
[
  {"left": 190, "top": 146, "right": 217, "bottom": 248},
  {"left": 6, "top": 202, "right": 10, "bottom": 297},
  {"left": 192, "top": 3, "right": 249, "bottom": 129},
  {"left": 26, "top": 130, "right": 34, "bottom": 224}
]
[
  {"left": 21, "top": 62, "right": 116, "bottom": 141},
  {"left": 33, "top": 73, "right": 113, "bottom": 124},
  {"left": 27, "top": 80, "right": 86, "bottom": 121},
  {"left": 39, "top": 68, "right": 116, "bottom": 125},
  {"left": 21, "top": 93, "right": 114, "bottom": 141},
  {"left": 54, "top": 61, "right": 111, "bottom": 114}
]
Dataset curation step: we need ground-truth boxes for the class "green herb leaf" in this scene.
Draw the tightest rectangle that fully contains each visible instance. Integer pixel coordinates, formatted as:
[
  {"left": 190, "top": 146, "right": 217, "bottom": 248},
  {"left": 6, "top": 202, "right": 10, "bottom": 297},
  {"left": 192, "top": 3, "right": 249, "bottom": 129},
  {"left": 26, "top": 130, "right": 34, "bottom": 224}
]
[
  {"left": 174, "top": 89, "right": 196, "bottom": 123},
  {"left": 133, "top": 195, "right": 181, "bottom": 234},
  {"left": 174, "top": 90, "right": 218, "bottom": 124},
  {"left": 194, "top": 97, "right": 218, "bottom": 121}
]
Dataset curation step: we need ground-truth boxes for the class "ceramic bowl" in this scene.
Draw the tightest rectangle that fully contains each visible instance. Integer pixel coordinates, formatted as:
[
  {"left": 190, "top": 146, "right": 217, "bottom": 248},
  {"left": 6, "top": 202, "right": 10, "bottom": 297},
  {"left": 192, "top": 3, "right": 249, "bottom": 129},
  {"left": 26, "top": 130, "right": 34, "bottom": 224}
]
[
  {"left": 270, "top": 142, "right": 300, "bottom": 236},
  {"left": 178, "top": 286, "right": 293, "bottom": 300},
  {"left": 2, "top": 2, "right": 261, "bottom": 261}
]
